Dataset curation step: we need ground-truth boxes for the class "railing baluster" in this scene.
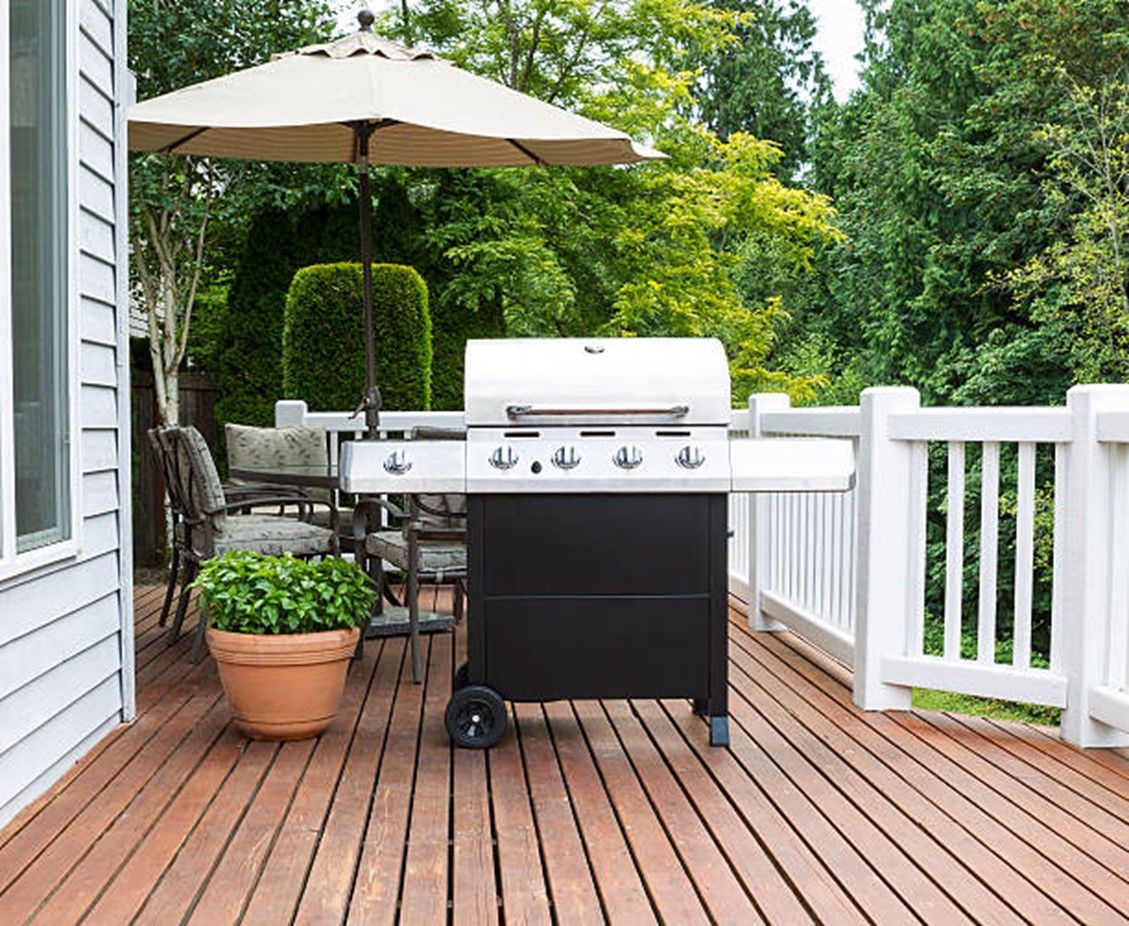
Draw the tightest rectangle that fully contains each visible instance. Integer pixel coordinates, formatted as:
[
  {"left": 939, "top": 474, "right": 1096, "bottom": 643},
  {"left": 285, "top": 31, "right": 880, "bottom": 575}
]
[
  {"left": 945, "top": 441, "right": 966, "bottom": 660},
  {"left": 830, "top": 493, "right": 841, "bottom": 628},
  {"left": 826, "top": 494, "right": 835, "bottom": 618},
  {"left": 788, "top": 494, "right": 798, "bottom": 600},
  {"left": 1051, "top": 444, "right": 1067, "bottom": 674},
  {"left": 838, "top": 491, "right": 849, "bottom": 629},
  {"left": 1013, "top": 442, "right": 1036, "bottom": 669},
  {"left": 978, "top": 441, "right": 1000, "bottom": 663},
  {"left": 906, "top": 441, "right": 928, "bottom": 657},
  {"left": 1108, "top": 444, "right": 1129, "bottom": 691},
  {"left": 847, "top": 488, "right": 857, "bottom": 634}
]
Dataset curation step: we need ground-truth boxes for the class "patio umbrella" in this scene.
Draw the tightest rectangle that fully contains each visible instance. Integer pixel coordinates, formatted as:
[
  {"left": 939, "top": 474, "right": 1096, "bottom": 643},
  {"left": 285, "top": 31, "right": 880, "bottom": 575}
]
[{"left": 129, "top": 9, "right": 665, "bottom": 438}]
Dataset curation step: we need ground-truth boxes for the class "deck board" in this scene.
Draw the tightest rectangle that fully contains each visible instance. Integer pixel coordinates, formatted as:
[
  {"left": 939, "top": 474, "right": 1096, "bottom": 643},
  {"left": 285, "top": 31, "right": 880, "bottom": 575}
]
[{"left": 1, "top": 589, "right": 1127, "bottom": 924}]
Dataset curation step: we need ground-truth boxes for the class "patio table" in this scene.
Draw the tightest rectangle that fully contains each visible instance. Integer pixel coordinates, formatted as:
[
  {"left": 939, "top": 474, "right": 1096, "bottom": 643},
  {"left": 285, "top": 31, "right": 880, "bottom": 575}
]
[{"left": 229, "top": 461, "right": 340, "bottom": 492}]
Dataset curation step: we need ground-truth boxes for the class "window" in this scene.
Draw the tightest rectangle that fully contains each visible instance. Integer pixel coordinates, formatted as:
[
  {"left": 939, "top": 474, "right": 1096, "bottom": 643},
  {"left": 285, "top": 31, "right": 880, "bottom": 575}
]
[{"left": 0, "top": 0, "right": 79, "bottom": 574}]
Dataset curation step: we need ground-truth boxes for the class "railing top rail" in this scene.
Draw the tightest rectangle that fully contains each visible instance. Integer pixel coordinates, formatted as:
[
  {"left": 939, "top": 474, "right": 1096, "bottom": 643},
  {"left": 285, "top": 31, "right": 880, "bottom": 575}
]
[{"left": 887, "top": 407, "right": 1072, "bottom": 443}]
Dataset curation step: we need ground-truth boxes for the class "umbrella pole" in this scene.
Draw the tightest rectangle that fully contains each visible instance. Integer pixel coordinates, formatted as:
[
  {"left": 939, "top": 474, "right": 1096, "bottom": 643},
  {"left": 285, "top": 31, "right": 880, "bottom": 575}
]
[{"left": 356, "top": 123, "right": 381, "bottom": 440}]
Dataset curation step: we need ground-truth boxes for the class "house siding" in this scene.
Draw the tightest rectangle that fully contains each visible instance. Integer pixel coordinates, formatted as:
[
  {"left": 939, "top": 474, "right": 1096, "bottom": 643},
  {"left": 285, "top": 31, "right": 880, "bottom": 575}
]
[{"left": 0, "top": 0, "right": 131, "bottom": 829}]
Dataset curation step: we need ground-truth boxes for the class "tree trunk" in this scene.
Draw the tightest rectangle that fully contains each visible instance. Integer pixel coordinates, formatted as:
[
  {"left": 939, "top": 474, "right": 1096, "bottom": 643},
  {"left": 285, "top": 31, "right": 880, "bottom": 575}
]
[{"left": 161, "top": 371, "right": 180, "bottom": 426}]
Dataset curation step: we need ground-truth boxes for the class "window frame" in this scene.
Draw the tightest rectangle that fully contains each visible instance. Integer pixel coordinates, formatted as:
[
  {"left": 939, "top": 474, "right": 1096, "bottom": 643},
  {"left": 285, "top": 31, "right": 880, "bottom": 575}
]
[{"left": 0, "top": 0, "right": 83, "bottom": 582}]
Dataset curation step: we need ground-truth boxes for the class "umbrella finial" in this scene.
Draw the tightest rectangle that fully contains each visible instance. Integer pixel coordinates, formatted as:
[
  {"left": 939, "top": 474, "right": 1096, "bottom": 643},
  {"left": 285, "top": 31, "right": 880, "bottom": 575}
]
[{"left": 357, "top": 9, "right": 375, "bottom": 32}]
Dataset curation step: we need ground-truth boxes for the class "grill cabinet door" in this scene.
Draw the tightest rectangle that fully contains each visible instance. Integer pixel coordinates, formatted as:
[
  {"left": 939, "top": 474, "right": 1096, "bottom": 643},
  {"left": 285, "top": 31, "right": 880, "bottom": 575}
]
[{"left": 468, "top": 494, "right": 726, "bottom": 703}]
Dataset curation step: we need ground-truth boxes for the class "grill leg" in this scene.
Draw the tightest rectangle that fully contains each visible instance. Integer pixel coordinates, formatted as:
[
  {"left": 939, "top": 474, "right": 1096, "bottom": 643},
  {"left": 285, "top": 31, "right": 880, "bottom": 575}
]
[{"left": 692, "top": 697, "right": 708, "bottom": 717}]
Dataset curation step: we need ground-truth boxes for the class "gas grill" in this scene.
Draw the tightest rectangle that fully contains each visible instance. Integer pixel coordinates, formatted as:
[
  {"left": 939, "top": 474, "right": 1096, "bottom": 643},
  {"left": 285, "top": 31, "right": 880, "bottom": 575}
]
[{"left": 340, "top": 337, "right": 854, "bottom": 748}]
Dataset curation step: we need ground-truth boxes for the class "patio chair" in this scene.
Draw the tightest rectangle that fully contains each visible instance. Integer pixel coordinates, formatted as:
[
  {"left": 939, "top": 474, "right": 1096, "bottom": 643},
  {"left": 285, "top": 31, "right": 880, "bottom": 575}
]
[
  {"left": 225, "top": 422, "right": 355, "bottom": 544},
  {"left": 150, "top": 425, "right": 340, "bottom": 663},
  {"left": 225, "top": 423, "right": 329, "bottom": 490}
]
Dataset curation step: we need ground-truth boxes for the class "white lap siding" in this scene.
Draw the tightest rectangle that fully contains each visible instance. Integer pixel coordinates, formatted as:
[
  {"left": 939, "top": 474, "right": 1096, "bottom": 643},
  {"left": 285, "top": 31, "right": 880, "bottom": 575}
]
[{"left": 0, "top": 0, "right": 132, "bottom": 829}]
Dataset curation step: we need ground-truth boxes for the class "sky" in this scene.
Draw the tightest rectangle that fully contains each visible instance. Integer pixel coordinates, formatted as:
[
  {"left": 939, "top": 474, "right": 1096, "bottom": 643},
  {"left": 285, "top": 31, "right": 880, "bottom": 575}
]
[
  {"left": 805, "top": 0, "right": 867, "bottom": 101},
  {"left": 335, "top": 2, "right": 868, "bottom": 101}
]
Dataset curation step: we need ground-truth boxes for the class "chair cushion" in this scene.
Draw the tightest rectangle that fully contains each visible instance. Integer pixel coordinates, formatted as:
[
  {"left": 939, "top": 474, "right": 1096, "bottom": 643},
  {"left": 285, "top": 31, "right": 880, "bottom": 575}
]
[
  {"left": 214, "top": 515, "right": 336, "bottom": 557},
  {"left": 178, "top": 426, "right": 229, "bottom": 529},
  {"left": 226, "top": 423, "right": 331, "bottom": 503},
  {"left": 415, "top": 494, "right": 467, "bottom": 529},
  {"left": 366, "top": 530, "right": 467, "bottom": 576}
]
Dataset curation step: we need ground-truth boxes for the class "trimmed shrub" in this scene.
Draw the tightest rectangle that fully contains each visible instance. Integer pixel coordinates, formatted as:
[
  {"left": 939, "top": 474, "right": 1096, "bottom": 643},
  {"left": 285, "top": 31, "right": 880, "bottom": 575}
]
[{"left": 282, "top": 262, "right": 431, "bottom": 412}]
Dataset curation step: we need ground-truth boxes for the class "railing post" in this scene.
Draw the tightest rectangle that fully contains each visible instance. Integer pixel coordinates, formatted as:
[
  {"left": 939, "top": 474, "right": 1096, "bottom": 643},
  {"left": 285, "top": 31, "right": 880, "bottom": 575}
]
[
  {"left": 852, "top": 386, "right": 920, "bottom": 710},
  {"left": 748, "top": 393, "right": 791, "bottom": 631},
  {"left": 275, "top": 399, "right": 308, "bottom": 428},
  {"left": 1059, "top": 385, "right": 1129, "bottom": 747}
]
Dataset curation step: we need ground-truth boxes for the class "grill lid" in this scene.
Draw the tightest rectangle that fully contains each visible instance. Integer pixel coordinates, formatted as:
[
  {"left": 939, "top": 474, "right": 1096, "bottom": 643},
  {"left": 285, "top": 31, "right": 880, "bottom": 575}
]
[{"left": 464, "top": 337, "right": 731, "bottom": 427}]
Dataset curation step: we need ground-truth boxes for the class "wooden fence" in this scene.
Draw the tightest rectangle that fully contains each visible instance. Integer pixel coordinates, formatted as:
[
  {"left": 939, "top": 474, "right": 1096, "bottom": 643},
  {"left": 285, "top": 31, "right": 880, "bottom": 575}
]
[{"left": 130, "top": 371, "right": 219, "bottom": 565}]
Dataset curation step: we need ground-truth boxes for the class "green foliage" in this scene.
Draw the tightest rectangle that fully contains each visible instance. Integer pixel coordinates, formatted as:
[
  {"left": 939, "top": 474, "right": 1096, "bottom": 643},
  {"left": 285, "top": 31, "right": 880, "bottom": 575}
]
[
  {"left": 693, "top": 0, "right": 833, "bottom": 175},
  {"left": 912, "top": 688, "right": 1061, "bottom": 726},
  {"left": 804, "top": 0, "right": 1129, "bottom": 406},
  {"left": 211, "top": 208, "right": 303, "bottom": 430},
  {"left": 788, "top": 0, "right": 1129, "bottom": 657},
  {"left": 192, "top": 551, "right": 375, "bottom": 635},
  {"left": 382, "top": 0, "right": 839, "bottom": 402},
  {"left": 282, "top": 263, "right": 432, "bottom": 412},
  {"left": 128, "top": 0, "right": 340, "bottom": 423}
]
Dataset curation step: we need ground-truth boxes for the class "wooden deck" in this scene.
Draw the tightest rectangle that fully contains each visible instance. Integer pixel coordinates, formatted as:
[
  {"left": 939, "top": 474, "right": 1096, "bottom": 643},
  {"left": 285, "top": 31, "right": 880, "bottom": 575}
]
[{"left": 2, "top": 588, "right": 1128, "bottom": 924}]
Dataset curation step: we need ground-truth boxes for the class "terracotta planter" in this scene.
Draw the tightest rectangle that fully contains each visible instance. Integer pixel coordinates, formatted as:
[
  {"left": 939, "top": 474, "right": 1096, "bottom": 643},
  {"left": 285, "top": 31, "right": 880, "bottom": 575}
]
[{"left": 206, "top": 626, "right": 360, "bottom": 740}]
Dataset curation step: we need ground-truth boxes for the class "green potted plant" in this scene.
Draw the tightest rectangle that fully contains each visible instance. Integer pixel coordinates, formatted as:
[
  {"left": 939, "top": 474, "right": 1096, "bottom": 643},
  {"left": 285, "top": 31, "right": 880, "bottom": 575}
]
[{"left": 192, "top": 551, "right": 376, "bottom": 740}]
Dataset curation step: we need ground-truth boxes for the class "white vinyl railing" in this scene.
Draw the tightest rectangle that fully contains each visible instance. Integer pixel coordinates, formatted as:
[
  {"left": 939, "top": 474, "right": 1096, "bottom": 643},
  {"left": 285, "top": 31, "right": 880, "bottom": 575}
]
[
  {"left": 729, "top": 385, "right": 1129, "bottom": 748},
  {"left": 281, "top": 388, "right": 1129, "bottom": 749},
  {"left": 728, "top": 397, "right": 860, "bottom": 665}
]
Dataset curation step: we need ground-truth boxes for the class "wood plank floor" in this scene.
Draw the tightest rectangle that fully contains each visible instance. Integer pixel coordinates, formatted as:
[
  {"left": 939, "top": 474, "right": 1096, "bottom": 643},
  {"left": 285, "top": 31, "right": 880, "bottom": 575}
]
[{"left": 2, "top": 587, "right": 1128, "bottom": 924}]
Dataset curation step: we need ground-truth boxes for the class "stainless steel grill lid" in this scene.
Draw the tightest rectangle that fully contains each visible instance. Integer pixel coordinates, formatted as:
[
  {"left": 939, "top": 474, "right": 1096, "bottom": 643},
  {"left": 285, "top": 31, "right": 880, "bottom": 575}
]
[{"left": 464, "top": 338, "right": 731, "bottom": 427}]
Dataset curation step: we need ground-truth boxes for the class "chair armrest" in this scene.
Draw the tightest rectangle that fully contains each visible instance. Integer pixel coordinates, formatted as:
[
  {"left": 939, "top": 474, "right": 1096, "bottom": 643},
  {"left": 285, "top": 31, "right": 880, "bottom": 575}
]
[
  {"left": 206, "top": 496, "right": 334, "bottom": 516},
  {"left": 413, "top": 496, "right": 467, "bottom": 521},
  {"left": 409, "top": 426, "right": 466, "bottom": 441},
  {"left": 352, "top": 496, "right": 408, "bottom": 521},
  {"left": 408, "top": 526, "right": 467, "bottom": 543},
  {"left": 224, "top": 483, "right": 308, "bottom": 505}
]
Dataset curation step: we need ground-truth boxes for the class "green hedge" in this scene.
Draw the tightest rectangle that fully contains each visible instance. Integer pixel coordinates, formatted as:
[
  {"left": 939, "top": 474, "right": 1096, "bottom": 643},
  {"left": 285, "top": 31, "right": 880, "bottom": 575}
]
[{"left": 282, "top": 262, "right": 431, "bottom": 412}]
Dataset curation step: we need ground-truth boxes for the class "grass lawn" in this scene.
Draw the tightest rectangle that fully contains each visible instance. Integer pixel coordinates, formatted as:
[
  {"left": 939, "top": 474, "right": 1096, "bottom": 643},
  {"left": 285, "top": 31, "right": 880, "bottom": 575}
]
[{"left": 913, "top": 688, "right": 1061, "bottom": 726}]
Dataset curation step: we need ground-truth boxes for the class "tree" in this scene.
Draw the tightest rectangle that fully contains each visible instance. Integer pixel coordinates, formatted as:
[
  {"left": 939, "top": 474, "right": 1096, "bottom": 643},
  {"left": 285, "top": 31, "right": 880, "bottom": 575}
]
[
  {"left": 798, "top": 0, "right": 1127, "bottom": 407},
  {"left": 693, "top": 0, "right": 833, "bottom": 176},
  {"left": 786, "top": 0, "right": 1129, "bottom": 660},
  {"left": 128, "top": 0, "right": 334, "bottom": 424},
  {"left": 1003, "top": 70, "right": 1129, "bottom": 381},
  {"left": 381, "top": 0, "right": 840, "bottom": 401}
]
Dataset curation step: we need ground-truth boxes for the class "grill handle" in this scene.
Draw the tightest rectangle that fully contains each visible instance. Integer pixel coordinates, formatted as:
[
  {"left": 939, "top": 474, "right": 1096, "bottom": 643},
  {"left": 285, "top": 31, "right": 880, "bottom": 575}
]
[{"left": 505, "top": 403, "right": 690, "bottom": 419}]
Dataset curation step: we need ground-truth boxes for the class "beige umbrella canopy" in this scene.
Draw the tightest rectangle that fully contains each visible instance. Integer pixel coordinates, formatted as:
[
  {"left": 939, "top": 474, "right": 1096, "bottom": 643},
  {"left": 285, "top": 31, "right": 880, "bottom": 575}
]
[
  {"left": 129, "top": 26, "right": 662, "bottom": 167},
  {"left": 130, "top": 11, "right": 664, "bottom": 434}
]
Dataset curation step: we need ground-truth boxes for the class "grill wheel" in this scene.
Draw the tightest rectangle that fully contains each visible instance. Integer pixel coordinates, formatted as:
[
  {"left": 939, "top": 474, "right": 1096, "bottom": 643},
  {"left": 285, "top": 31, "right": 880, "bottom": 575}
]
[{"left": 445, "top": 685, "right": 507, "bottom": 749}]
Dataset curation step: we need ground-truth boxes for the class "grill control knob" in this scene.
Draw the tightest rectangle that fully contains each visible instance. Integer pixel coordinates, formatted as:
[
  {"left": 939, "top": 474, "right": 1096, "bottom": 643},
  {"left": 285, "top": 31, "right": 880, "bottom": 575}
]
[
  {"left": 551, "top": 445, "right": 581, "bottom": 470},
  {"left": 676, "top": 444, "right": 705, "bottom": 470},
  {"left": 489, "top": 445, "right": 519, "bottom": 470},
  {"left": 613, "top": 445, "right": 644, "bottom": 470},
  {"left": 383, "top": 449, "right": 412, "bottom": 475}
]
